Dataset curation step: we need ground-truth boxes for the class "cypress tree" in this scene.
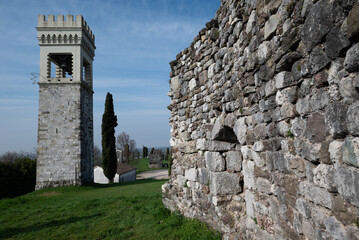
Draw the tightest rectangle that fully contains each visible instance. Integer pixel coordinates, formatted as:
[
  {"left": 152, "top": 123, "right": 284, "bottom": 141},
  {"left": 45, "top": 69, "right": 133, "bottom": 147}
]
[{"left": 101, "top": 92, "right": 118, "bottom": 183}]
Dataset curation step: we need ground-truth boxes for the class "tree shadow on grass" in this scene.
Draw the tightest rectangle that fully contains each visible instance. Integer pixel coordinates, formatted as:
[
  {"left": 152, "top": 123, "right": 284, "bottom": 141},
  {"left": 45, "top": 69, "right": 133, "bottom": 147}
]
[
  {"left": 0, "top": 213, "right": 101, "bottom": 238},
  {"left": 90, "top": 178, "right": 167, "bottom": 189}
]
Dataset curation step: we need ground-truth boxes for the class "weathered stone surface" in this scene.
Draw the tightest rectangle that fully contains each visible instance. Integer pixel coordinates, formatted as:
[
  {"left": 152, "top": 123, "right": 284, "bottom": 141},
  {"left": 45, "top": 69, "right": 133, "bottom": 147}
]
[
  {"left": 335, "top": 165, "right": 359, "bottom": 207},
  {"left": 264, "top": 14, "right": 279, "bottom": 40},
  {"left": 313, "top": 164, "right": 336, "bottom": 192},
  {"left": 306, "top": 112, "right": 326, "bottom": 143},
  {"left": 197, "top": 168, "right": 209, "bottom": 185},
  {"left": 226, "top": 151, "right": 242, "bottom": 172},
  {"left": 208, "top": 141, "right": 233, "bottom": 151},
  {"left": 329, "top": 140, "right": 343, "bottom": 166},
  {"left": 243, "top": 160, "right": 255, "bottom": 190},
  {"left": 344, "top": 1, "right": 359, "bottom": 38},
  {"left": 298, "top": 181, "right": 333, "bottom": 208},
  {"left": 301, "top": 0, "right": 334, "bottom": 51},
  {"left": 308, "top": 46, "right": 331, "bottom": 75},
  {"left": 270, "top": 151, "right": 290, "bottom": 173},
  {"left": 185, "top": 168, "right": 197, "bottom": 181},
  {"left": 296, "top": 198, "right": 311, "bottom": 219},
  {"left": 233, "top": 117, "right": 247, "bottom": 145},
  {"left": 325, "top": 27, "right": 350, "bottom": 59},
  {"left": 275, "top": 71, "right": 294, "bottom": 89},
  {"left": 164, "top": 0, "right": 359, "bottom": 238},
  {"left": 205, "top": 151, "right": 225, "bottom": 172},
  {"left": 210, "top": 171, "right": 241, "bottom": 195},
  {"left": 342, "top": 138, "right": 359, "bottom": 167},
  {"left": 344, "top": 42, "right": 359, "bottom": 72},
  {"left": 301, "top": 140, "right": 321, "bottom": 163},
  {"left": 188, "top": 78, "right": 198, "bottom": 91},
  {"left": 170, "top": 76, "right": 180, "bottom": 93},
  {"left": 323, "top": 216, "right": 347, "bottom": 240},
  {"left": 325, "top": 102, "right": 348, "bottom": 138},
  {"left": 347, "top": 102, "right": 359, "bottom": 136},
  {"left": 339, "top": 75, "right": 359, "bottom": 100}
]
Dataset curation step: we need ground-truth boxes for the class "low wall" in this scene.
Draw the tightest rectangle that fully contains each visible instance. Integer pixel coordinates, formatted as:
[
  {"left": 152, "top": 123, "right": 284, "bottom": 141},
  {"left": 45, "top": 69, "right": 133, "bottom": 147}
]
[{"left": 162, "top": 0, "right": 359, "bottom": 239}]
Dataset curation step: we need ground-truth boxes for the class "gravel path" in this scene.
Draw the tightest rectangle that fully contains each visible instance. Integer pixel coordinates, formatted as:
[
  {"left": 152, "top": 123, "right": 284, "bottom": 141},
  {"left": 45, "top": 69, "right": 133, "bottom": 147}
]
[{"left": 136, "top": 169, "right": 169, "bottom": 180}]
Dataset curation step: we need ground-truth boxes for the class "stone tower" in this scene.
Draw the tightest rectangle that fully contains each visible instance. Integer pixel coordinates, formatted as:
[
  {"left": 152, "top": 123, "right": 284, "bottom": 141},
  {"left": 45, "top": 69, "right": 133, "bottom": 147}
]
[{"left": 35, "top": 15, "right": 96, "bottom": 189}]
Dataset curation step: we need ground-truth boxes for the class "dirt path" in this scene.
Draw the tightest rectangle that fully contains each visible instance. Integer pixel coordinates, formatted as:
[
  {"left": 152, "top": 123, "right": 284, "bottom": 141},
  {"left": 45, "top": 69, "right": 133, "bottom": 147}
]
[{"left": 136, "top": 169, "right": 169, "bottom": 180}]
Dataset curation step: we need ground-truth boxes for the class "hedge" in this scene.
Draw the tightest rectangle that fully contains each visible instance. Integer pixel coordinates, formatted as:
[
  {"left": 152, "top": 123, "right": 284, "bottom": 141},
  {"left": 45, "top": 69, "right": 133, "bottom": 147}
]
[{"left": 0, "top": 158, "right": 36, "bottom": 199}]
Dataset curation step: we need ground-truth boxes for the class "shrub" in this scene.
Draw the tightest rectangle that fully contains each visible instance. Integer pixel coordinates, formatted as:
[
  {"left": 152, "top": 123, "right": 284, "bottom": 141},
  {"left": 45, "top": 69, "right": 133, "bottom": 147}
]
[{"left": 0, "top": 158, "right": 36, "bottom": 199}]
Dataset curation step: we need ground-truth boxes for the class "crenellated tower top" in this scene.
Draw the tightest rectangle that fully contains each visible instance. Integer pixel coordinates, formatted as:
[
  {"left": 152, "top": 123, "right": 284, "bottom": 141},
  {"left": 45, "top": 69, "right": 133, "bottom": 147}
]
[{"left": 37, "top": 15, "right": 95, "bottom": 43}]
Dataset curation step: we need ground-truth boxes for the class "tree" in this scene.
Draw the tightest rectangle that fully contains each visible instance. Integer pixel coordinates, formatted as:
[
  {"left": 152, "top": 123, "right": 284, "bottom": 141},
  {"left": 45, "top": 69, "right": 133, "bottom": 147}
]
[
  {"left": 117, "top": 132, "right": 130, "bottom": 151},
  {"left": 150, "top": 148, "right": 154, "bottom": 155},
  {"left": 101, "top": 92, "right": 118, "bottom": 183},
  {"left": 142, "top": 146, "right": 148, "bottom": 158},
  {"left": 123, "top": 144, "right": 130, "bottom": 164}
]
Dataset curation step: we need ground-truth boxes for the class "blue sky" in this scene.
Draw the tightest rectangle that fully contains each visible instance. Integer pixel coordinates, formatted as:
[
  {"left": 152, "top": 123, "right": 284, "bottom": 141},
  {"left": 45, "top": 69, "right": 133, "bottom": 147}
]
[{"left": 0, "top": 0, "right": 220, "bottom": 154}]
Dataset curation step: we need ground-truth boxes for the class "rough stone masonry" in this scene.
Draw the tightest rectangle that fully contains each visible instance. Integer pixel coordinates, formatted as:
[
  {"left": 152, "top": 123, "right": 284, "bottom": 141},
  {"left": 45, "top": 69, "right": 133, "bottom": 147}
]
[
  {"left": 36, "top": 15, "right": 95, "bottom": 189},
  {"left": 162, "top": 0, "right": 359, "bottom": 239}
]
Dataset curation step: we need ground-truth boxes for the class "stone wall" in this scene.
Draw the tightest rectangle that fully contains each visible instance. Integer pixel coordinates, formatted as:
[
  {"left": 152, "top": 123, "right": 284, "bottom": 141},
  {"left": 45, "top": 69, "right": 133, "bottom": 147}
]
[
  {"left": 149, "top": 149, "right": 163, "bottom": 168},
  {"left": 162, "top": 0, "right": 359, "bottom": 239},
  {"left": 36, "top": 83, "right": 94, "bottom": 189}
]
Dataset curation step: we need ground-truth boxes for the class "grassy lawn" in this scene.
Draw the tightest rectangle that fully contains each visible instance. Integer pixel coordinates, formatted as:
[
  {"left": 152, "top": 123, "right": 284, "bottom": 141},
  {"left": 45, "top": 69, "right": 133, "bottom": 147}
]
[
  {"left": 0, "top": 179, "right": 220, "bottom": 240},
  {"left": 130, "top": 158, "right": 168, "bottom": 174}
]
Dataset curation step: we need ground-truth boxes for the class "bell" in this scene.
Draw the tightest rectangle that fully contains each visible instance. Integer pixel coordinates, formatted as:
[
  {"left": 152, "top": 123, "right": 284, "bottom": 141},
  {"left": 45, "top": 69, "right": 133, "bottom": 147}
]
[{"left": 60, "top": 62, "right": 67, "bottom": 69}]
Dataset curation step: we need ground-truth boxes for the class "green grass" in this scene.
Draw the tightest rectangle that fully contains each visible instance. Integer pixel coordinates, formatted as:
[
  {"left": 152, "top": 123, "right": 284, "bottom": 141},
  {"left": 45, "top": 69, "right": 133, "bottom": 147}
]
[
  {"left": 130, "top": 158, "right": 168, "bottom": 174},
  {"left": 0, "top": 179, "right": 220, "bottom": 240}
]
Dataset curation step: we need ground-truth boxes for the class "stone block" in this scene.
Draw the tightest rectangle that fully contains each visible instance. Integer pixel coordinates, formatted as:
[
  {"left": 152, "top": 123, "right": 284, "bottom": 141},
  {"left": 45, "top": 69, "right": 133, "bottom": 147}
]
[
  {"left": 265, "top": 80, "right": 276, "bottom": 97},
  {"left": 205, "top": 151, "right": 225, "bottom": 172},
  {"left": 344, "top": 42, "right": 359, "bottom": 72},
  {"left": 275, "top": 71, "right": 294, "bottom": 89},
  {"left": 210, "top": 171, "right": 241, "bottom": 195},
  {"left": 325, "top": 27, "right": 350, "bottom": 59},
  {"left": 301, "top": 140, "right": 321, "bottom": 163},
  {"left": 290, "top": 156, "right": 306, "bottom": 178},
  {"left": 208, "top": 140, "right": 233, "bottom": 151},
  {"left": 329, "top": 140, "right": 343, "bottom": 166},
  {"left": 298, "top": 181, "right": 333, "bottom": 208},
  {"left": 226, "top": 151, "right": 242, "bottom": 172},
  {"left": 196, "top": 138, "right": 208, "bottom": 151},
  {"left": 270, "top": 151, "right": 290, "bottom": 173},
  {"left": 325, "top": 102, "right": 348, "bottom": 138},
  {"left": 280, "top": 103, "right": 297, "bottom": 120},
  {"left": 301, "top": 0, "right": 334, "bottom": 51},
  {"left": 256, "top": 177, "right": 271, "bottom": 194},
  {"left": 197, "top": 168, "right": 209, "bottom": 185},
  {"left": 185, "top": 168, "right": 197, "bottom": 181},
  {"left": 323, "top": 216, "right": 347, "bottom": 240},
  {"left": 302, "top": 218, "right": 316, "bottom": 240},
  {"left": 335, "top": 165, "right": 359, "bottom": 207},
  {"left": 308, "top": 46, "right": 331, "bottom": 75},
  {"left": 264, "top": 14, "right": 279, "bottom": 40},
  {"left": 243, "top": 160, "right": 255, "bottom": 190},
  {"left": 296, "top": 198, "right": 311, "bottom": 219},
  {"left": 306, "top": 112, "right": 326, "bottom": 143},
  {"left": 342, "top": 137, "right": 359, "bottom": 167},
  {"left": 313, "top": 164, "right": 336, "bottom": 192},
  {"left": 233, "top": 117, "right": 247, "bottom": 145},
  {"left": 257, "top": 41, "right": 271, "bottom": 64},
  {"left": 347, "top": 102, "right": 359, "bottom": 136},
  {"left": 170, "top": 76, "right": 180, "bottom": 93},
  {"left": 188, "top": 78, "right": 198, "bottom": 91}
]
